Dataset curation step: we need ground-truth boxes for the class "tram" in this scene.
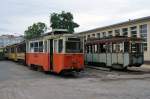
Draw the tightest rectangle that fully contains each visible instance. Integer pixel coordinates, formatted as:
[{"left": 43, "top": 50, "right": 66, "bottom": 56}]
[
  {"left": 4, "top": 41, "right": 26, "bottom": 62},
  {"left": 4, "top": 44, "right": 17, "bottom": 61},
  {"left": 85, "top": 36, "right": 144, "bottom": 69},
  {"left": 16, "top": 41, "right": 26, "bottom": 63},
  {"left": 0, "top": 47, "right": 4, "bottom": 60},
  {"left": 26, "top": 33, "right": 84, "bottom": 74}
]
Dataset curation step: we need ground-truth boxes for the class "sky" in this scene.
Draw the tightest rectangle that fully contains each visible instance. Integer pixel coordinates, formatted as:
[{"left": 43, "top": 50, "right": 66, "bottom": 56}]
[{"left": 0, "top": 0, "right": 150, "bottom": 35}]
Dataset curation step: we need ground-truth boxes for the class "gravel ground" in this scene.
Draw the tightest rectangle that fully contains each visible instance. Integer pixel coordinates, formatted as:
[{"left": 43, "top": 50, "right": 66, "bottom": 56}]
[{"left": 0, "top": 60, "right": 150, "bottom": 99}]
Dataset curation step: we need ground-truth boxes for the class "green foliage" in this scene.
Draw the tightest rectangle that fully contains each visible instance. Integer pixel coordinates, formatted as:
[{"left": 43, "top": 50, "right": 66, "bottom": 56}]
[
  {"left": 24, "top": 22, "right": 47, "bottom": 39},
  {"left": 50, "top": 11, "right": 79, "bottom": 33}
]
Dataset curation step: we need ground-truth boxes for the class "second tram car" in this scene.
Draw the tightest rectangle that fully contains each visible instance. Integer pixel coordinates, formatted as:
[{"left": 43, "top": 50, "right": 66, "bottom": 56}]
[
  {"left": 4, "top": 41, "right": 26, "bottom": 62},
  {"left": 85, "top": 36, "right": 144, "bottom": 69},
  {"left": 26, "top": 34, "right": 84, "bottom": 74},
  {"left": 0, "top": 47, "right": 4, "bottom": 60}
]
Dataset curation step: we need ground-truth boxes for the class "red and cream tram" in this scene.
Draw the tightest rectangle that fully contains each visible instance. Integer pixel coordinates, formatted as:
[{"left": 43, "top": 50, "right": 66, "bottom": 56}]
[
  {"left": 26, "top": 33, "right": 84, "bottom": 74},
  {"left": 85, "top": 36, "right": 144, "bottom": 69}
]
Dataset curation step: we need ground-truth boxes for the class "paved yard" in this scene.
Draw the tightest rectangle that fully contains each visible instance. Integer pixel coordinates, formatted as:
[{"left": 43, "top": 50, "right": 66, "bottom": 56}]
[{"left": 0, "top": 61, "right": 150, "bottom": 99}]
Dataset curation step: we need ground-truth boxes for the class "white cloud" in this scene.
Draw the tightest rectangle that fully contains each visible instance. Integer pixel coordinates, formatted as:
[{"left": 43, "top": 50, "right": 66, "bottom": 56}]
[{"left": 0, "top": 0, "right": 150, "bottom": 35}]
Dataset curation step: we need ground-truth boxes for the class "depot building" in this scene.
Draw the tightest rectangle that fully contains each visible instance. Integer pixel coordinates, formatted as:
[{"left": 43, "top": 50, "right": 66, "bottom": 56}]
[{"left": 78, "top": 16, "right": 150, "bottom": 62}]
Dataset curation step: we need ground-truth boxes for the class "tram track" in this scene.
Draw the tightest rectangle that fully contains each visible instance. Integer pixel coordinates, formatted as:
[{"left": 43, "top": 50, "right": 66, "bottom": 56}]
[{"left": 84, "top": 65, "right": 150, "bottom": 81}]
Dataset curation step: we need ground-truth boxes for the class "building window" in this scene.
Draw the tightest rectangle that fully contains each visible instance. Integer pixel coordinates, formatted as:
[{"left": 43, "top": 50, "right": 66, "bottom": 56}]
[
  {"left": 84, "top": 36, "right": 86, "bottom": 42},
  {"left": 115, "top": 29, "right": 120, "bottom": 36},
  {"left": 122, "top": 28, "right": 128, "bottom": 36},
  {"left": 92, "top": 34, "right": 95, "bottom": 37},
  {"left": 97, "top": 33, "right": 100, "bottom": 38},
  {"left": 108, "top": 31, "right": 112, "bottom": 37},
  {"left": 102, "top": 32, "right": 106, "bottom": 38},
  {"left": 140, "top": 24, "right": 148, "bottom": 51},
  {"left": 140, "top": 24, "right": 147, "bottom": 33},
  {"left": 130, "top": 26, "right": 137, "bottom": 37},
  {"left": 87, "top": 35, "right": 90, "bottom": 38}
]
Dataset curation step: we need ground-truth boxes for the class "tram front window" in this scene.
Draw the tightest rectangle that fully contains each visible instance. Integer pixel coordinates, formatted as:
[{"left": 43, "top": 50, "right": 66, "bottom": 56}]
[
  {"left": 66, "top": 41, "right": 82, "bottom": 53},
  {"left": 131, "top": 43, "right": 143, "bottom": 53}
]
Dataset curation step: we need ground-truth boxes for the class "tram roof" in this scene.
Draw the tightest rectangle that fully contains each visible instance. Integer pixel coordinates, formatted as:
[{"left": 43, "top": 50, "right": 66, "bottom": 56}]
[
  {"left": 85, "top": 36, "right": 143, "bottom": 45},
  {"left": 4, "top": 40, "right": 25, "bottom": 48}
]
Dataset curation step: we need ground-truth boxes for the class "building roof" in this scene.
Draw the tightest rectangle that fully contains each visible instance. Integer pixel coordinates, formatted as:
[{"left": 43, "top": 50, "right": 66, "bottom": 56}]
[{"left": 78, "top": 16, "right": 150, "bottom": 35}]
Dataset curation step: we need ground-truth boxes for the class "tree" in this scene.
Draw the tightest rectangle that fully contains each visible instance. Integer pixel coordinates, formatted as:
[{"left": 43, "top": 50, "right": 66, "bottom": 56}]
[
  {"left": 24, "top": 22, "right": 47, "bottom": 39},
  {"left": 50, "top": 11, "right": 79, "bottom": 33}
]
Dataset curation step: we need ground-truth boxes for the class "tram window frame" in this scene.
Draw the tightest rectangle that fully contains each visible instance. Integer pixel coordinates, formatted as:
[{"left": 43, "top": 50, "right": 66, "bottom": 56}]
[
  {"left": 124, "top": 42, "right": 129, "bottom": 53},
  {"left": 17, "top": 44, "right": 25, "bottom": 53},
  {"left": 106, "top": 44, "right": 112, "bottom": 53},
  {"left": 58, "top": 39, "right": 63, "bottom": 53},
  {"left": 54, "top": 40, "right": 58, "bottom": 53},
  {"left": 39, "top": 41, "right": 43, "bottom": 52},
  {"left": 34, "top": 42, "right": 39, "bottom": 52},
  {"left": 44, "top": 41, "right": 47, "bottom": 52},
  {"left": 11, "top": 47, "right": 15, "bottom": 53},
  {"left": 65, "top": 40, "right": 82, "bottom": 53},
  {"left": 99, "top": 44, "right": 106, "bottom": 53},
  {"left": 30, "top": 43, "right": 34, "bottom": 52}
]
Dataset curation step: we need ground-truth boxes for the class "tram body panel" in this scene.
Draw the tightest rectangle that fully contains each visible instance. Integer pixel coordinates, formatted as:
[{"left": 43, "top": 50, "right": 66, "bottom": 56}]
[
  {"left": 26, "top": 53, "right": 50, "bottom": 71},
  {"left": 118, "top": 53, "right": 123, "bottom": 64},
  {"left": 53, "top": 53, "right": 84, "bottom": 73},
  {"left": 93, "top": 54, "right": 99, "bottom": 63},
  {"left": 86, "top": 53, "right": 92, "bottom": 62},
  {"left": 16, "top": 53, "right": 25, "bottom": 60},
  {"left": 106, "top": 53, "right": 112, "bottom": 66},
  {"left": 99, "top": 53, "right": 106, "bottom": 63},
  {"left": 8, "top": 53, "right": 17, "bottom": 61},
  {"left": 112, "top": 53, "right": 117, "bottom": 64},
  {"left": 130, "top": 55, "right": 144, "bottom": 66},
  {"left": 123, "top": 53, "right": 130, "bottom": 67}
]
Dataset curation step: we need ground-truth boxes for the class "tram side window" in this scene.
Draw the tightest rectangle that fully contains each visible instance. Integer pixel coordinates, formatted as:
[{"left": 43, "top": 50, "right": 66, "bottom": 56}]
[
  {"left": 112, "top": 44, "right": 120, "bottom": 53},
  {"left": 54, "top": 40, "right": 58, "bottom": 53},
  {"left": 131, "top": 43, "right": 142, "bottom": 53},
  {"left": 39, "top": 42, "right": 43, "bottom": 52},
  {"left": 66, "top": 41, "right": 81, "bottom": 53},
  {"left": 30, "top": 43, "right": 34, "bottom": 52},
  {"left": 106, "top": 45, "right": 112, "bottom": 53},
  {"left": 124, "top": 42, "right": 129, "bottom": 52},
  {"left": 44, "top": 41, "right": 47, "bottom": 52},
  {"left": 99, "top": 44, "right": 106, "bottom": 53},
  {"left": 18, "top": 44, "right": 26, "bottom": 53},
  {"left": 58, "top": 39, "right": 63, "bottom": 53},
  {"left": 11, "top": 47, "right": 15, "bottom": 53},
  {"left": 34, "top": 42, "right": 39, "bottom": 52}
]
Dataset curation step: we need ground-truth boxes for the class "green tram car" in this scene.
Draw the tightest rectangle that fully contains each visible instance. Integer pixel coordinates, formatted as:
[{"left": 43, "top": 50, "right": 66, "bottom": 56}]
[{"left": 85, "top": 36, "right": 144, "bottom": 69}]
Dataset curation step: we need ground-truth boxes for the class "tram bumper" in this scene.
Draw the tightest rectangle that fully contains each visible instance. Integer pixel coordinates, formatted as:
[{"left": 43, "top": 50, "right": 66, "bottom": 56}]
[{"left": 63, "top": 54, "right": 84, "bottom": 72}]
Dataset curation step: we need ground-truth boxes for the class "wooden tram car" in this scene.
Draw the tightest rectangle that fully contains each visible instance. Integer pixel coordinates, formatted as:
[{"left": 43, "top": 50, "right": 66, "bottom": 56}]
[
  {"left": 85, "top": 36, "right": 144, "bottom": 69},
  {"left": 26, "top": 34, "right": 84, "bottom": 73}
]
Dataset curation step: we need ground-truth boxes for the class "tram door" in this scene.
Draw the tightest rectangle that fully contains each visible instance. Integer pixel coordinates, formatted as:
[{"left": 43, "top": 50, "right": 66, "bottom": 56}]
[{"left": 49, "top": 39, "right": 53, "bottom": 70}]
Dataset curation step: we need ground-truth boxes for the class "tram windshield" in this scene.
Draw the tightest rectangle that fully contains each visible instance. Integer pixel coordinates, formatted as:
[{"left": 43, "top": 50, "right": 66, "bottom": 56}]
[{"left": 66, "top": 40, "right": 82, "bottom": 53}]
